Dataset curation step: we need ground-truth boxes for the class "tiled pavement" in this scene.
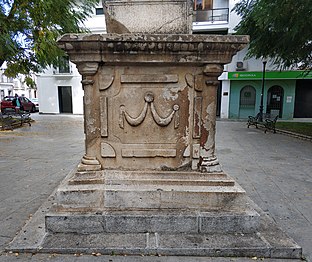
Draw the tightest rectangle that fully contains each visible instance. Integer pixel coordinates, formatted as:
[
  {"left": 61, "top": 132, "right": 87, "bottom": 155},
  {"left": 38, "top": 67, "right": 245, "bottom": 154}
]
[{"left": 0, "top": 114, "right": 310, "bottom": 261}]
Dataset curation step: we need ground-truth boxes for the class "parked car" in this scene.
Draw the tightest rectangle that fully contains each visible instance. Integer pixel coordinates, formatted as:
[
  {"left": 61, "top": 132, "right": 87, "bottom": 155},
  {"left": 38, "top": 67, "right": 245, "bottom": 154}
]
[
  {"left": 29, "top": 98, "right": 39, "bottom": 111},
  {"left": 1, "top": 96, "right": 36, "bottom": 113}
]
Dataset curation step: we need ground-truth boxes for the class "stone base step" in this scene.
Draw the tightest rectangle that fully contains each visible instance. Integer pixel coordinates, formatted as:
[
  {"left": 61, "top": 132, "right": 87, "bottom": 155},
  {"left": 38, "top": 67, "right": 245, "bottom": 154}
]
[
  {"left": 55, "top": 183, "right": 246, "bottom": 211},
  {"left": 8, "top": 208, "right": 302, "bottom": 259},
  {"left": 46, "top": 208, "right": 260, "bottom": 234},
  {"left": 6, "top": 168, "right": 302, "bottom": 260},
  {"left": 68, "top": 170, "right": 231, "bottom": 185},
  {"left": 103, "top": 170, "right": 229, "bottom": 180},
  {"left": 20, "top": 228, "right": 301, "bottom": 259},
  {"left": 107, "top": 178, "right": 235, "bottom": 187},
  {"left": 58, "top": 170, "right": 245, "bottom": 211}
]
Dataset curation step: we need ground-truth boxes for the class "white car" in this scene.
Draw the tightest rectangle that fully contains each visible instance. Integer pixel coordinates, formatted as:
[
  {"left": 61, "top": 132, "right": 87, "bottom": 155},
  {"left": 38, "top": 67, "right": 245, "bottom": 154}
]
[{"left": 30, "top": 98, "right": 39, "bottom": 111}]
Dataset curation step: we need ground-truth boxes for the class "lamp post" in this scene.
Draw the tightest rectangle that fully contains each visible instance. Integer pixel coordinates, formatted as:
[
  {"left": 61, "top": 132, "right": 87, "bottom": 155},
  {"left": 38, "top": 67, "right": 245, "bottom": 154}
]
[{"left": 259, "top": 61, "right": 267, "bottom": 122}]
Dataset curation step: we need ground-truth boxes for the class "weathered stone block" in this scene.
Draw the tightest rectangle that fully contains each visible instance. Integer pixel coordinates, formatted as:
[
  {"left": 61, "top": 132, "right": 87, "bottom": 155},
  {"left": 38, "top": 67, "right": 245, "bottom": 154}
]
[
  {"left": 104, "top": 0, "right": 193, "bottom": 34},
  {"left": 199, "top": 210, "right": 260, "bottom": 233},
  {"left": 104, "top": 213, "right": 198, "bottom": 233},
  {"left": 46, "top": 214, "right": 104, "bottom": 234},
  {"left": 55, "top": 187, "right": 103, "bottom": 209},
  {"left": 45, "top": 208, "right": 260, "bottom": 234}
]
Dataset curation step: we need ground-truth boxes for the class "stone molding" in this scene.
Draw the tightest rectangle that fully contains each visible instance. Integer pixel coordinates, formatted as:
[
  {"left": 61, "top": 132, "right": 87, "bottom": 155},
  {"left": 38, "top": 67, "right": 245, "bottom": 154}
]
[
  {"left": 77, "top": 62, "right": 99, "bottom": 76},
  {"left": 58, "top": 34, "right": 249, "bottom": 65}
]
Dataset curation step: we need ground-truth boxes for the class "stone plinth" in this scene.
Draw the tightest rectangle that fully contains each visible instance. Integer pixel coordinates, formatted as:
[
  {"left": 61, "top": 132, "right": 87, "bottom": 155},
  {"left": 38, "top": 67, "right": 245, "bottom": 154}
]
[
  {"left": 48, "top": 33, "right": 264, "bottom": 238},
  {"left": 57, "top": 34, "right": 248, "bottom": 173}
]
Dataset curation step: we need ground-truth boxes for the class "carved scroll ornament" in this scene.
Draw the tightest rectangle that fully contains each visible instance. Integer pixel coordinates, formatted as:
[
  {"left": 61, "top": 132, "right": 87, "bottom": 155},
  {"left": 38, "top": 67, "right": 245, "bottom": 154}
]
[{"left": 119, "top": 92, "right": 179, "bottom": 129}]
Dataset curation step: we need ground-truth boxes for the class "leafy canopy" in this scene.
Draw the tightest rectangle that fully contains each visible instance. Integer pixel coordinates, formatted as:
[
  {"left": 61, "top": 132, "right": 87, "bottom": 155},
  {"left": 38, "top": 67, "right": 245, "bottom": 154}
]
[
  {"left": 233, "top": 0, "right": 312, "bottom": 69},
  {"left": 0, "top": 0, "right": 98, "bottom": 83}
]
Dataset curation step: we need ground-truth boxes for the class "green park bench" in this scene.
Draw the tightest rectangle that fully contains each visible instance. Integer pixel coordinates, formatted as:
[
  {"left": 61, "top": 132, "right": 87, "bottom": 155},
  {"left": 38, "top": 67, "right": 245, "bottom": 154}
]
[
  {"left": 247, "top": 112, "right": 278, "bottom": 133},
  {"left": 0, "top": 108, "right": 32, "bottom": 130}
]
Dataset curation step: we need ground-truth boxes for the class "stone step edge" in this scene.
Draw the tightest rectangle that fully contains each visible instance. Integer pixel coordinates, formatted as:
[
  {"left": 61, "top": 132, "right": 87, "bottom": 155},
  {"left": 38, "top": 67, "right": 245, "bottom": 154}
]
[
  {"left": 102, "top": 170, "right": 229, "bottom": 178},
  {"left": 12, "top": 231, "right": 301, "bottom": 259},
  {"left": 45, "top": 208, "right": 260, "bottom": 234},
  {"left": 56, "top": 184, "right": 246, "bottom": 193},
  {"left": 71, "top": 170, "right": 230, "bottom": 180},
  {"left": 69, "top": 178, "right": 236, "bottom": 186}
]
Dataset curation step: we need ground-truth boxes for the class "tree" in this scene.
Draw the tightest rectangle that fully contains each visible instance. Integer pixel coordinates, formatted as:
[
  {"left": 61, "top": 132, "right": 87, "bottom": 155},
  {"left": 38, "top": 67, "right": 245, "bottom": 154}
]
[
  {"left": 0, "top": 0, "right": 99, "bottom": 85},
  {"left": 233, "top": 0, "right": 312, "bottom": 69}
]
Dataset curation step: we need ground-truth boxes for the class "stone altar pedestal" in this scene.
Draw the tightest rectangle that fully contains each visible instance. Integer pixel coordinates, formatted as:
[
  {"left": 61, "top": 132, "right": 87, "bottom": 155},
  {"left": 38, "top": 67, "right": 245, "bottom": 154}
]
[
  {"left": 18, "top": 0, "right": 300, "bottom": 258},
  {"left": 53, "top": 33, "right": 252, "bottom": 214}
]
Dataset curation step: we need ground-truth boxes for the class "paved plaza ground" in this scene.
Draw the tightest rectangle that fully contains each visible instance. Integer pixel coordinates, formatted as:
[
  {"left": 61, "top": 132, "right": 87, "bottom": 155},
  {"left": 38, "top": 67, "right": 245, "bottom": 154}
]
[{"left": 0, "top": 114, "right": 311, "bottom": 261}]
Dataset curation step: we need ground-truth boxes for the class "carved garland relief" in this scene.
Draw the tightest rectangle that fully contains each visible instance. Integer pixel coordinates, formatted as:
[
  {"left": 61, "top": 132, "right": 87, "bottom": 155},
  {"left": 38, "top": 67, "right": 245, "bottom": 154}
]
[
  {"left": 119, "top": 92, "right": 180, "bottom": 129},
  {"left": 97, "top": 71, "right": 207, "bottom": 170}
]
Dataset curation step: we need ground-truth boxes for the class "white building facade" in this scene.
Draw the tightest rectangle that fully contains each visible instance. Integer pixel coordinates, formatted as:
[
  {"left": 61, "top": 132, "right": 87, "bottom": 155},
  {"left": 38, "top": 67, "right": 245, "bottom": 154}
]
[
  {"left": 0, "top": 66, "right": 37, "bottom": 101},
  {"left": 0, "top": 68, "right": 14, "bottom": 100},
  {"left": 36, "top": 4, "right": 106, "bottom": 114}
]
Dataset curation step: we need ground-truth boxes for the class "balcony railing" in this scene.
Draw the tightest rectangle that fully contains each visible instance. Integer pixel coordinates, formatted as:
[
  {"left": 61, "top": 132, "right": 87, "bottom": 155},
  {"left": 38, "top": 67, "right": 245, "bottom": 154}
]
[
  {"left": 194, "top": 8, "right": 229, "bottom": 23},
  {"left": 53, "top": 57, "right": 73, "bottom": 75},
  {"left": 53, "top": 64, "right": 73, "bottom": 75}
]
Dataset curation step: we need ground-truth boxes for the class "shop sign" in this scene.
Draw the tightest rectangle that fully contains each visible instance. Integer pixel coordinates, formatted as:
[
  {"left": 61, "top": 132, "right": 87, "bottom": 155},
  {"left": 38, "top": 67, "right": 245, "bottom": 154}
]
[{"left": 228, "top": 71, "right": 312, "bottom": 80}]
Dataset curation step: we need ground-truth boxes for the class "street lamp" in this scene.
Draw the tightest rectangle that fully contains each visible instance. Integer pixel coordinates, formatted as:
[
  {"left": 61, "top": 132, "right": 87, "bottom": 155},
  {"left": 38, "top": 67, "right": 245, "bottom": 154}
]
[{"left": 259, "top": 61, "right": 267, "bottom": 122}]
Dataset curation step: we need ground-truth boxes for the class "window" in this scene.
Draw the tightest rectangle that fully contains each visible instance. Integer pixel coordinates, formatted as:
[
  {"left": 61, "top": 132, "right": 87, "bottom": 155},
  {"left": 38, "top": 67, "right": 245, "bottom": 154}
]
[
  {"left": 96, "top": 8, "right": 104, "bottom": 15},
  {"left": 58, "top": 56, "right": 70, "bottom": 74},
  {"left": 240, "top": 85, "right": 256, "bottom": 108},
  {"left": 194, "top": 0, "right": 213, "bottom": 10}
]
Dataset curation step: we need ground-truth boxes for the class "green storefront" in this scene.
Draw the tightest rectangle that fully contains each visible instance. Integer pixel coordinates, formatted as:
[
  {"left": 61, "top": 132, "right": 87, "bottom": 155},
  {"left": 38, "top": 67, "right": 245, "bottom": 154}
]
[{"left": 228, "top": 71, "right": 312, "bottom": 120}]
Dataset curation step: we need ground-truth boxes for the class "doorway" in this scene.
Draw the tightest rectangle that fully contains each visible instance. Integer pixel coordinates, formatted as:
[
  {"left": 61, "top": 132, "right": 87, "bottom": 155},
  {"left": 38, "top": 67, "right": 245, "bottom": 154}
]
[
  {"left": 58, "top": 86, "right": 73, "bottom": 113},
  {"left": 239, "top": 85, "right": 256, "bottom": 118},
  {"left": 266, "top": 85, "right": 283, "bottom": 117},
  {"left": 294, "top": 80, "right": 312, "bottom": 118}
]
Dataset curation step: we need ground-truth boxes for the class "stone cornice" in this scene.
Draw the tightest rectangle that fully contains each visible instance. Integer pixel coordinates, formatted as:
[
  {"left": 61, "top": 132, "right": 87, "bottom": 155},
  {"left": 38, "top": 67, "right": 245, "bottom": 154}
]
[{"left": 58, "top": 34, "right": 249, "bottom": 65}]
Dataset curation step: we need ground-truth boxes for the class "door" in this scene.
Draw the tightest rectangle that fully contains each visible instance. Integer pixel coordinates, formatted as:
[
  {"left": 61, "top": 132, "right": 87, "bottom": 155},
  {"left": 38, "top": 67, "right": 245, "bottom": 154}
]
[
  {"left": 58, "top": 86, "right": 73, "bottom": 113},
  {"left": 294, "top": 80, "right": 312, "bottom": 117},
  {"left": 239, "top": 85, "right": 256, "bottom": 118},
  {"left": 266, "top": 85, "right": 283, "bottom": 117}
]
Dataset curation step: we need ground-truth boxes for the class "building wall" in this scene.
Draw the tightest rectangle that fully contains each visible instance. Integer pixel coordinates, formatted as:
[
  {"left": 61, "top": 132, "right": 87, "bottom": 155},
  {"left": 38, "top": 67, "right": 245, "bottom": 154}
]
[
  {"left": 37, "top": 66, "right": 82, "bottom": 114},
  {"left": 228, "top": 0, "right": 240, "bottom": 34},
  {"left": 37, "top": 3, "right": 105, "bottom": 114},
  {"left": 229, "top": 79, "right": 296, "bottom": 120},
  {"left": 1, "top": 66, "right": 37, "bottom": 100}
]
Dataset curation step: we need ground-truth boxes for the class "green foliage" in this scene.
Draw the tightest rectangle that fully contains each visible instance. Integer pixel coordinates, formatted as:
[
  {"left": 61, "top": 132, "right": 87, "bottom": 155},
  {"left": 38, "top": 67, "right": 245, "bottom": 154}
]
[
  {"left": 233, "top": 0, "right": 312, "bottom": 69},
  {"left": 0, "top": 0, "right": 98, "bottom": 83}
]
